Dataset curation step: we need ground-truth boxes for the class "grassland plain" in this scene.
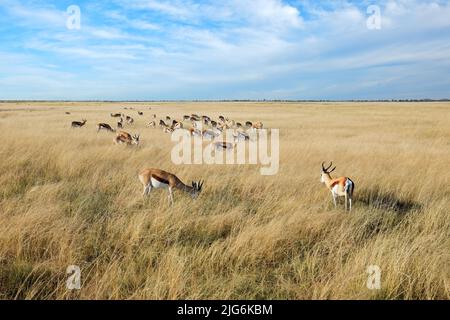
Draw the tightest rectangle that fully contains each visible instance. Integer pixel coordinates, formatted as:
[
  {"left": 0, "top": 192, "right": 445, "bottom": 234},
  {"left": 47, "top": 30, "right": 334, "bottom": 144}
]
[{"left": 0, "top": 101, "right": 449, "bottom": 299}]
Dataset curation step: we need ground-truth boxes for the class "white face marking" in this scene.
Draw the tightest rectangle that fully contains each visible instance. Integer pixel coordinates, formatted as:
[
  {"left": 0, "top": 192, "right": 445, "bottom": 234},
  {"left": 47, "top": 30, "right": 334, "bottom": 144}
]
[{"left": 151, "top": 178, "right": 169, "bottom": 189}]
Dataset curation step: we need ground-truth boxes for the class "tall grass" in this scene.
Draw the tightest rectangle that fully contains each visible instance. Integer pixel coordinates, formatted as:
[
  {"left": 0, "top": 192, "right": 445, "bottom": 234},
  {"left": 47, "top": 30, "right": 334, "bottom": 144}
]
[{"left": 0, "top": 101, "right": 449, "bottom": 299}]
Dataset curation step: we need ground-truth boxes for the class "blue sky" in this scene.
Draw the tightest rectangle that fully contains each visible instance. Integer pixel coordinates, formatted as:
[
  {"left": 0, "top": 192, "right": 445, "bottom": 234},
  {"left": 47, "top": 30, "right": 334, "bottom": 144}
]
[{"left": 1, "top": 0, "right": 450, "bottom": 100}]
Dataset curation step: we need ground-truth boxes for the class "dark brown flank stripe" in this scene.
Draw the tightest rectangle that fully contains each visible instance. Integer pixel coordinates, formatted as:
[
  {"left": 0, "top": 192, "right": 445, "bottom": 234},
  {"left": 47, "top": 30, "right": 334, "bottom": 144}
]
[{"left": 151, "top": 174, "right": 169, "bottom": 185}]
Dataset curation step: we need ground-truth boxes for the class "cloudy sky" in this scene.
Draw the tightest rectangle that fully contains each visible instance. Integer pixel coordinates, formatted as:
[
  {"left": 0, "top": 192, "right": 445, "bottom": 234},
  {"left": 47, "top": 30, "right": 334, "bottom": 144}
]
[{"left": 0, "top": 0, "right": 449, "bottom": 100}]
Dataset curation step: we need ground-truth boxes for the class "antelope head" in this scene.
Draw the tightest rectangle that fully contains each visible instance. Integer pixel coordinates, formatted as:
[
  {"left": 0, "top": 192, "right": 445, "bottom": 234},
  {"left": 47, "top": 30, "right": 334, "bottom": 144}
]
[
  {"left": 321, "top": 161, "right": 336, "bottom": 182},
  {"left": 190, "top": 180, "right": 204, "bottom": 199}
]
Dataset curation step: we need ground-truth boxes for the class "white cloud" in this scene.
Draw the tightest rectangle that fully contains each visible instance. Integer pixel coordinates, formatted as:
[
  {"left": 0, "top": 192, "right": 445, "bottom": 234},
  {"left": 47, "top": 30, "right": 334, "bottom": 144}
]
[{"left": 1, "top": 0, "right": 450, "bottom": 99}]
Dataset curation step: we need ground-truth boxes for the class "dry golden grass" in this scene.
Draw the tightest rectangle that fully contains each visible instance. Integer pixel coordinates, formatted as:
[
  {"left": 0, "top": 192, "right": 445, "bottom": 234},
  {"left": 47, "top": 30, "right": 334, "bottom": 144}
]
[{"left": 0, "top": 101, "right": 449, "bottom": 300}]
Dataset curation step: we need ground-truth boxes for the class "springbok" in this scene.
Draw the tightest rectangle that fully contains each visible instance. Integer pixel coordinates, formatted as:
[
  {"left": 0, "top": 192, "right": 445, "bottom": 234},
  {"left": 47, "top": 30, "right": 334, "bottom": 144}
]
[
  {"left": 114, "top": 130, "right": 140, "bottom": 146},
  {"left": 183, "top": 115, "right": 191, "bottom": 121},
  {"left": 117, "top": 118, "right": 123, "bottom": 129},
  {"left": 214, "top": 141, "right": 235, "bottom": 151},
  {"left": 138, "top": 168, "right": 203, "bottom": 205},
  {"left": 171, "top": 120, "right": 183, "bottom": 130},
  {"left": 126, "top": 116, "right": 134, "bottom": 124},
  {"left": 97, "top": 123, "right": 115, "bottom": 133},
  {"left": 245, "top": 121, "right": 253, "bottom": 129},
  {"left": 320, "top": 162, "right": 355, "bottom": 211},
  {"left": 71, "top": 119, "right": 87, "bottom": 128},
  {"left": 202, "top": 129, "right": 217, "bottom": 140},
  {"left": 233, "top": 131, "right": 250, "bottom": 142},
  {"left": 159, "top": 119, "right": 167, "bottom": 128},
  {"left": 148, "top": 121, "right": 156, "bottom": 128},
  {"left": 253, "top": 121, "right": 263, "bottom": 129},
  {"left": 138, "top": 111, "right": 143, "bottom": 116},
  {"left": 111, "top": 113, "right": 122, "bottom": 118}
]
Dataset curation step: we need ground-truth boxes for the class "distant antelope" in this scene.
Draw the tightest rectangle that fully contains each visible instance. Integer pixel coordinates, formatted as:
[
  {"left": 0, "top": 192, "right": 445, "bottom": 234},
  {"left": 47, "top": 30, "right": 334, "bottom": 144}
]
[
  {"left": 321, "top": 162, "right": 355, "bottom": 211},
  {"left": 114, "top": 130, "right": 140, "bottom": 146},
  {"left": 71, "top": 119, "right": 87, "bottom": 128},
  {"left": 65, "top": 112, "right": 71, "bottom": 115},
  {"left": 163, "top": 127, "right": 174, "bottom": 134},
  {"left": 97, "top": 123, "right": 115, "bottom": 133},
  {"left": 214, "top": 141, "right": 234, "bottom": 151},
  {"left": 233, "top": 131, "right": 249, "bottom": 142},
  {"left": 183, "top": 115, "right": 191, "bottom": 121},
  {"left": 148, "top": 121, "right": 156, "bottom": 128},
  {"left": 153, "top": 114, "right": 157, "bottom": 119},
  {"left": 138, "top": 111, "right": 143, "bottom": 116},
  {"left": 159, "top": 119, "right": 167, "bottom": 128},
  {"left": 211, "top": 120, "right": 218, "bottom": 128},
  {"left": 236, "top": 122, "right": 242, "bottom": 129},
  {"left": 202, "top": 129, "right": 217, "bottom": 140},
  {"left": 218, "top": 115, "right": 225, "bottom": 123},
  {"left": 111, "top": 113, "right": 122, "bottom": 118},
  {"left": 253, "top": 121, "right": 263, "bottom": 129},
  {"left": 245, "top": 121, "right": 253, "bottom": 129},
  {"left": 139, "top": 168, "right": 203, "bottom": 205},
  {"left": 171, "top": 120, "right": 183, "bottom": 130},
  {"left": 189, "top": 128, "right": 202, "bottom": 137},
  {"left": 117, "top": 118, "right": 124, "bottom": 129},
  {"left": 166, "top": 116, "right": 171, "bottom": 121},
  {"left": 126, "top": 116, "right": 134, "bottom": 124}
]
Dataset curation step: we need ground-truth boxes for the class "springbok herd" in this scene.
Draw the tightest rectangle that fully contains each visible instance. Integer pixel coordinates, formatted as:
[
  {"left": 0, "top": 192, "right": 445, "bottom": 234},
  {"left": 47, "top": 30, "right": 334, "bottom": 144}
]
[{"left": 71, "top": 107, "right": 354, "bottom": 210}]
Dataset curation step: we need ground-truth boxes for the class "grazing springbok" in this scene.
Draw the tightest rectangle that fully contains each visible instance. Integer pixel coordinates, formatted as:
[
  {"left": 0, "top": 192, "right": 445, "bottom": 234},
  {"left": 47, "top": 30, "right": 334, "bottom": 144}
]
[
  {"left": 111, "top": 113, "right": 122, "bottom": 118},
  {"left": 71, "top": 119, "right": 87, "bottom": 128},
  {"left": 138, "top": 111, "right": 143, "bottom": 116},
  {"left": 148, "top": 121, "right": 156, "bottom": 128},
  {"left": 320, "top": 162, "right": 355, "bottom": 211},
  {"left": 65, "top": 112, "right": 71, "bottom": 115},
  {"left": 183, "top": 115, "right": 191, "bottom": 121},
  {"left": 97, "top": 123, "right": 115, "bottom": 133},
  {"left": 245, "top": 121, "right": 253, "bottom": 129},
  {"left": 139, "top": 168, "right": 203, "bottom": 205},
  {"left": 166, "top": 116, "right": 171, "bottom": 121},
  {"left": 114, "top": 130, "right": 140, "bottom": 146}
]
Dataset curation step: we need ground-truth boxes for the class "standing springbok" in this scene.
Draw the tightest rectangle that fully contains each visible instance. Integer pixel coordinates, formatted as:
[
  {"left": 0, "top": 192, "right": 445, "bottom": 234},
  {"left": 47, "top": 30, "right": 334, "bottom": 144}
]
[
  {"left": 71, "top": 119, "right": 87, "bottom": 128},
  {"left": 320, "top": 162, "right": 355, "bottom": 211},
  {"left": 138, "top": 168, "right": 203, "bottom": 205},
  {"left": 117, "top": 118, "right": 124, "bottom": 129}
]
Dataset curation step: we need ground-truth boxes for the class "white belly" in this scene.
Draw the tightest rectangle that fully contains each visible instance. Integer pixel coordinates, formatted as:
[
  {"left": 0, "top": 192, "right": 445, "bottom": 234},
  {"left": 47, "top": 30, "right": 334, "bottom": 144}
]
[{"left": 151, "top": 178, "right": 169, "bottom": 189}]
